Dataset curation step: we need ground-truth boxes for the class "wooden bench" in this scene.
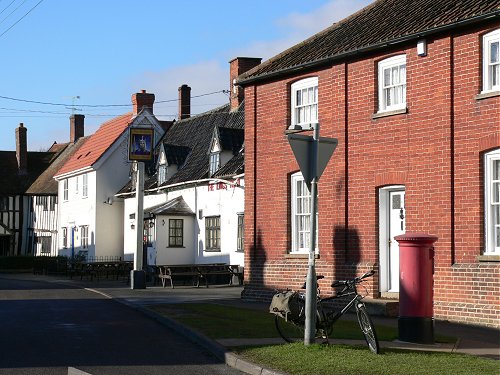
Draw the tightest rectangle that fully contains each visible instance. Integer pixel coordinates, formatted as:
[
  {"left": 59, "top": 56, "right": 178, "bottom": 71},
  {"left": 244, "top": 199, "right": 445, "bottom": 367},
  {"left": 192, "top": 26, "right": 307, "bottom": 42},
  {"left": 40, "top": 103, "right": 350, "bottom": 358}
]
[
  {"left": 158, "top": 265, "right": 206, "bottom": 288},
  {"left": 156, "top": 264, "right": 243, "bottom": 288}
]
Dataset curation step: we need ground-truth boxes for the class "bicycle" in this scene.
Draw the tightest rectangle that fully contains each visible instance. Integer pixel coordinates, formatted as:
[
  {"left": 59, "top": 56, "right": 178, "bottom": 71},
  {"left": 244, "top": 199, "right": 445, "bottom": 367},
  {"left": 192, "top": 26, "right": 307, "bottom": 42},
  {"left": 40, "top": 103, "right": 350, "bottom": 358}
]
[{"left": 271, "top": 270, "right": 380, "bottom": 354}]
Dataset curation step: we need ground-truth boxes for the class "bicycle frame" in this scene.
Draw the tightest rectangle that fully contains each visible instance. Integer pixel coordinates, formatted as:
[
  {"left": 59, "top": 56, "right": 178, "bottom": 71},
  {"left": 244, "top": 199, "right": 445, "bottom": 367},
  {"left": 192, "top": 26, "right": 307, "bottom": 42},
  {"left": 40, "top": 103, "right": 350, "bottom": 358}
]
[{"left": 317, "top": 282, "right": 364, "bottom": 328}]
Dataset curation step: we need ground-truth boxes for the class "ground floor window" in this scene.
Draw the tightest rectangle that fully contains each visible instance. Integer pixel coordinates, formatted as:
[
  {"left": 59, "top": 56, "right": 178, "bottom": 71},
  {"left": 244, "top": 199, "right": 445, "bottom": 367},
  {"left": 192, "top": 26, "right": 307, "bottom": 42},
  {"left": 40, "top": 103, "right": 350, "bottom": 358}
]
[
  {"left": 291, "top": 172, "right": 317, "bottom": 253},
  {"left": 237, "top": 214, "right": 244, "bottom": 252},
  {"left": 485, "top": 149, "right": 500, "bottom": 254},
  {"left": 80, "top": 225, "right": 89, "bottom": 249},
  {"left": 205, "top": 216, "right": 221, "bottom": 251},
  {"left": 62, "top": 227, "right": 67, "bottom": 248},
  {"left": 168, "top": 219, "right": 184, "bottom": 247}
]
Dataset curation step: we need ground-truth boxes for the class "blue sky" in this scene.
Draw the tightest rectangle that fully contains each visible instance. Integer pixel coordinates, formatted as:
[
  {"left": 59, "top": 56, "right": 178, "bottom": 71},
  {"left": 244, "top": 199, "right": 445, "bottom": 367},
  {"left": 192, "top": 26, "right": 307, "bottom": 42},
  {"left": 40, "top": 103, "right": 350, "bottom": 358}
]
[{"left": 0, "top": 0, "right": 372, "bottom": 151}]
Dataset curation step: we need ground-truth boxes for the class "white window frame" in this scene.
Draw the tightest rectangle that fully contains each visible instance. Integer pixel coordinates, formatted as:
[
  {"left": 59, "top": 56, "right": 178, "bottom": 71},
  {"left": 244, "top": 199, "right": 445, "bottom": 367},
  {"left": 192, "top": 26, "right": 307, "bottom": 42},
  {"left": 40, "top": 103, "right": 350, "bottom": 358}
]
[
  {"left": 62, "top": 227, "right": 67, "bottom": 249},
  {"left": 291, "top": 172, "right": 318, "bottom": 253},
  {"left": 158, "top": 164, "right": 167, "bottom": 185},
  {"left": 378, "top": 55, "right": 407, "bottom": 112},
  {"left": 80, "top": 225, "right": 89, "bottom": 249},
  {"left": 482, "top": 29, "right": 500, "bottom": 93},
  {"left": 75, "top": 176, "right": 79, "bottom": 195},
  {"left": 485, "top": 149, "right": 500, "bottom": 254},
  {"left": 291, "top": 77, "right": 318, "bottom": 129},
  {"left": 82, "top": 173, "right": 88, "bottom": 198},
  {"left": 63, "top": 179, "right": 68, "bottom": 201},
  {"left": 237, "top": 213, "right": 244, "bottom": 252},
  {"left": 209, "top": 152, "right": 220, "bottom": 177}
]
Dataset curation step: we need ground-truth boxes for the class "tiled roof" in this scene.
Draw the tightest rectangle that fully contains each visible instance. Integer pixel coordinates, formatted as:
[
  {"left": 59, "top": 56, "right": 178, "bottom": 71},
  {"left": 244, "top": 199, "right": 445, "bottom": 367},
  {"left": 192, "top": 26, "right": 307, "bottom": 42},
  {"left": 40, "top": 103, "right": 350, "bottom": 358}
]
[
  {"left": 55, "top": 113, "right": 132, "bottom": 176},
  {"left": 145, "top": 196, "right": 195, "bottom": 216},
  {"left": 159, "top": 102, "right": 244, "bottom": 185},
  {"left": 0, "top": 151, "right": 58, "bottom": 196},
  {"left": 26, "top": 137, "right": 90, "bottom": 195},
  {"left": 238, "top": 0, "right": 500, "bottom": 84},
  {"left": 163, "top": 144, "right": 191, "bottom": 166},
  {"left": 213, "top": 148, "right": 244, "bottom": 178}
]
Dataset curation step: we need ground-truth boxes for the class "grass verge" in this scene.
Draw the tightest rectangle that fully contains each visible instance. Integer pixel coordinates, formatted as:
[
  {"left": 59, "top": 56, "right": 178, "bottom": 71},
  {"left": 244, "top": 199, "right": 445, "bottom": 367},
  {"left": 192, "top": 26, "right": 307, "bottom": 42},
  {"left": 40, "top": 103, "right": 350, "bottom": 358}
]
[{"left": 149, "top": 303, "right": 497, "bottom": 375}]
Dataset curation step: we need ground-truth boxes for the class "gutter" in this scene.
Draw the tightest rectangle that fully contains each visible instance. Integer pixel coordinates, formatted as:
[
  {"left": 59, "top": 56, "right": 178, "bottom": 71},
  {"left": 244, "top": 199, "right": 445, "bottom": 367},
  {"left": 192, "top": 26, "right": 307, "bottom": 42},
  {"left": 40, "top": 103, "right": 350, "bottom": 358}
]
[
  {"left": 114, "top": 173, "right": 245, "bottom": 198},
  {"left": 237, "top": 11, "right": 500, "bottom": 87}
]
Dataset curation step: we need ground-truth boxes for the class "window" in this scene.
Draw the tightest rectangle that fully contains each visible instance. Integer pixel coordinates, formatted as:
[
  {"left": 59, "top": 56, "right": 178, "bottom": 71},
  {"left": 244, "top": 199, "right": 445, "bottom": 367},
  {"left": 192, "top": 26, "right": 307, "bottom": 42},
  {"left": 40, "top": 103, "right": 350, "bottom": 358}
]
[
  {"left": 168, "top": 219, "right": 184, "bottom": 247},
  {"left": 144, "top": 219, "right": 154, "bottom": 247},
  {"left": 209, "top": 152, "right": 220, "bottom": 177},
  {"left": 75, "top": 176, "right": 79, "bottom": 195},
  {"left": 291, "top": 172, "right": 318, "bottom": 253},
  {"left": 82, "top": 174, "right": 88, "bottom": 198},
  {"left": 158, "top": 164, "right": 167, "bottom": 185},
  {"left": 291, "top": 77, "right": 318, "bottom": 128},
  {"left": 80, "top": 225, "right": 89, "bottom": 249},
  {"left": 62, "top": 227, "right": 67, "bottom": 248},
  {"left": 205, "top": 216, "right": 221, "bottom": 251},
  {"left": 378, "top": 55, "right": 406, "bottom": 112},
  {"left": 49, "top": 196, "right": 57, "bottom": 211},
  {"left": 63, "top": 179, "right": 68, "bottom": 201},
  {"left": 482, "top": 29, "right": 500, "bottom": 93},
  {"left": 237, "top": 214, "right": 244, "bottom": 252},
  {"left": 36, "top": 196, "right": 48, "bottom": 211},
  {"left": 40, "top": 237, "right": 51, "bottom": 254},
  {"left": 485, "top": 149, "right": 500, "bottom": 254}
]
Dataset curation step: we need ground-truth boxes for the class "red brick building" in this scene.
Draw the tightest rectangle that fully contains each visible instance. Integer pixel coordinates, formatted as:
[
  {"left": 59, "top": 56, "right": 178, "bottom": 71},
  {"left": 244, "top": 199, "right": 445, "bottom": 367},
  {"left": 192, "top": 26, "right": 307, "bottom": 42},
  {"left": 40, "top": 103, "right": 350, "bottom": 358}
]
[{"left": 238, "top": 0, "right": 500, "bottom": 327}]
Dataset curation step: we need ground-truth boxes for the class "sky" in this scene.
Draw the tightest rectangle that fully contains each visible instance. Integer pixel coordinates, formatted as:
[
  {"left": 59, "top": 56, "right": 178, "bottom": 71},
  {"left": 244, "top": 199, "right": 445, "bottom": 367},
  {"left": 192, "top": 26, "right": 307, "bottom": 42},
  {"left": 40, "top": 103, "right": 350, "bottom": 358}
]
[{"left": 0, "top": 0, "right": 373, "bottom": 151}]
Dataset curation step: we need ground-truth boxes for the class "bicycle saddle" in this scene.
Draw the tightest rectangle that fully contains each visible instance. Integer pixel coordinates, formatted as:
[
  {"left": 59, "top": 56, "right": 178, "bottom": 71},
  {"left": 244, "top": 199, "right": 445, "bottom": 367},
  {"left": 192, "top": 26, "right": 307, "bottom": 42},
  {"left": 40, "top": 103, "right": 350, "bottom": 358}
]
[{"left": 301, "top": 275, "right": 324, "bottom": 289}]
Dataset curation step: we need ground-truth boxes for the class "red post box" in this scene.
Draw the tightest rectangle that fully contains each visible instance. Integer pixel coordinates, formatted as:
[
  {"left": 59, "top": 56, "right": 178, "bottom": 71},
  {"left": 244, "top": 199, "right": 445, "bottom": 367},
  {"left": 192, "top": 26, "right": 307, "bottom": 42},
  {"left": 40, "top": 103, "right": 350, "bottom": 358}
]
[{"left": 394, "top": 232, "right": 438, "bottom": 344}]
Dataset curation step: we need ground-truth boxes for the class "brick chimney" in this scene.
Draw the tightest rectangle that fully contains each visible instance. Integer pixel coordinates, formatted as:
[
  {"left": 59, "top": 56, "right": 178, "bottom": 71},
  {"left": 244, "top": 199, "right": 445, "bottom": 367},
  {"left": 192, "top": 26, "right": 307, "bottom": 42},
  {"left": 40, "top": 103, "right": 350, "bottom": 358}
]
[
  {"left": 70, "top": 114, "right": 85, "bottom": 143},
  {"left": 229, "top": 57, "right": 262, "bottom": 111},
  {"left": 15, "top": 123, "right": 27, "bottom": 174},
  {"left": 132, "top": 89, "right": 155, "bottom": 116},
  {"left": 178, "top": 84, "right": 191, "bottom": 120}
]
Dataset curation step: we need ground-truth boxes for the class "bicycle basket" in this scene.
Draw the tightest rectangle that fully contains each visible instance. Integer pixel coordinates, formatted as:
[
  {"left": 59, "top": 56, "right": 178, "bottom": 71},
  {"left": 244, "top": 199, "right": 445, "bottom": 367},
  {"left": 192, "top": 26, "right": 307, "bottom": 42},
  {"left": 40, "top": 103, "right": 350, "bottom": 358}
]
[{"left": 269, "top": 291, "right": 303, "bottom": 322}]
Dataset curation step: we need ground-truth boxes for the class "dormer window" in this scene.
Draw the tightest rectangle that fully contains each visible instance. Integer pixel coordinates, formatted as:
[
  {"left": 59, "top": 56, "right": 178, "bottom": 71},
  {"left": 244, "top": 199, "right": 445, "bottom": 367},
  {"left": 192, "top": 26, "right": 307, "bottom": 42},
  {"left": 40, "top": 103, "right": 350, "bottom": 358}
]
[
  {"left": 158, "top": 164, "right": 167, "bottom": 185},
  {"left": 209, "top": 152, "right": 220, "bottom": 177}
]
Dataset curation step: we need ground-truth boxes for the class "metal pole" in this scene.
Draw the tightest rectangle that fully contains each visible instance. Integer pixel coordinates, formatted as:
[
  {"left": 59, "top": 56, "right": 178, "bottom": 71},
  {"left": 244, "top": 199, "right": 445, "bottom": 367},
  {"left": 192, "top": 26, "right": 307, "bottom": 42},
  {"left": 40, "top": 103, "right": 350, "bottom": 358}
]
[
  {"left": 304, "top": 122, "right": 319, "bottom": 345},
  {"left": 134, "top": 161, "right": 145, "bottom": 271}
]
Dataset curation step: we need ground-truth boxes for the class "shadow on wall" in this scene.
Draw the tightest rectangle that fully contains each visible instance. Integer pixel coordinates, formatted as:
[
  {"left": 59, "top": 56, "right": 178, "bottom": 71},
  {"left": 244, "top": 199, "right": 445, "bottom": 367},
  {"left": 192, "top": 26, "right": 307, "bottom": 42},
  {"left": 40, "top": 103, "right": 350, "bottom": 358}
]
[
  {"left": 333, "top": 225, "right": 361, "bottom": 283},
  {"left": 243, "top": 228, "right": 267, "bottom": 293}
]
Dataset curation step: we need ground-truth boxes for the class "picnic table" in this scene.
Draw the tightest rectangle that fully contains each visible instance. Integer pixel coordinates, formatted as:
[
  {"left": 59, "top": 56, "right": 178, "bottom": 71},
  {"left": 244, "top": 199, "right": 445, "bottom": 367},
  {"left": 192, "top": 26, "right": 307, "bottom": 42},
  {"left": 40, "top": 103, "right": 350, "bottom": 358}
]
[{"left": 157, "top": 263, "right": 243, "bottom": 288}]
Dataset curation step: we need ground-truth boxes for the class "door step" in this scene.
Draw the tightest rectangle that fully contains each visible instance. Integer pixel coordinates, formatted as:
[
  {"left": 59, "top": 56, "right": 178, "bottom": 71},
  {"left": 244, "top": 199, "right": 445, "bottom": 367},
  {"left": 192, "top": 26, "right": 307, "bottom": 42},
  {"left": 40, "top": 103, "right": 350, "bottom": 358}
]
[{"left": 363, "top": 297, "right": 399, "bottom": 317}]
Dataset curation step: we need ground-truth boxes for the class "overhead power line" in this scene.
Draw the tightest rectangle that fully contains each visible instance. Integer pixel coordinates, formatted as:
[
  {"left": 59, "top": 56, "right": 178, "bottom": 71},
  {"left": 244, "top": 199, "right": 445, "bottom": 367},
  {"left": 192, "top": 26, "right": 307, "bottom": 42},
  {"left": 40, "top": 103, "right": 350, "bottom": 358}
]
[
  {"left": 0, "top": 89, "right": 229, "bottom": 108},
  {"left": 0, "top": 0, "right": 44, "bottom": 39}
]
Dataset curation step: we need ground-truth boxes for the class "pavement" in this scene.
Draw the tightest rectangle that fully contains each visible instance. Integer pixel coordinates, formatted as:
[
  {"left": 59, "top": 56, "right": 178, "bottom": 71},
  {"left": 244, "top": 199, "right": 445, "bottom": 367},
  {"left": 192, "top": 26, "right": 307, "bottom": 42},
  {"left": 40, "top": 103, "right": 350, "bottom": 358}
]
[{"left": 3, "top": 273, "right": 499, "bottom": 375}]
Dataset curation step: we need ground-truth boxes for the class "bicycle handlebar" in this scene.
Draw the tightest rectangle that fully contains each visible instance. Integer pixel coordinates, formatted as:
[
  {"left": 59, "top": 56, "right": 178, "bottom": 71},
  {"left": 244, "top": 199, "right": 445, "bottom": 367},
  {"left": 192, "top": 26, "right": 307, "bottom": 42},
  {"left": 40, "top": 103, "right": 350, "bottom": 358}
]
[{"left": 331, "top": 270, "right": 375, "bottom": 288}]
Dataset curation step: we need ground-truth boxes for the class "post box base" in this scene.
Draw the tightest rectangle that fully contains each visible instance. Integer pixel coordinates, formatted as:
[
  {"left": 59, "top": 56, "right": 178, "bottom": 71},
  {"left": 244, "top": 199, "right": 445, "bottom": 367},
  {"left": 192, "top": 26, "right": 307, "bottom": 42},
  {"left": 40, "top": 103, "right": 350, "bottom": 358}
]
[
  {"left": 398, "top": 317, "right": 434, "bottom": 344},
  {"left": 130, "top": 270, "right": 146, "bottom": 289}
]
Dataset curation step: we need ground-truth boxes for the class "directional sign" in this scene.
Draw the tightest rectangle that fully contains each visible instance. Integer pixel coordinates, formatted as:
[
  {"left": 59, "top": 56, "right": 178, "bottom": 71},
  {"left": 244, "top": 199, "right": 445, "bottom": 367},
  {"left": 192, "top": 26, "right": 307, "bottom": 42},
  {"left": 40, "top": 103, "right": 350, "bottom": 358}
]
[{"left": 288, "top": 134, "right": 338, "bottom": 190}]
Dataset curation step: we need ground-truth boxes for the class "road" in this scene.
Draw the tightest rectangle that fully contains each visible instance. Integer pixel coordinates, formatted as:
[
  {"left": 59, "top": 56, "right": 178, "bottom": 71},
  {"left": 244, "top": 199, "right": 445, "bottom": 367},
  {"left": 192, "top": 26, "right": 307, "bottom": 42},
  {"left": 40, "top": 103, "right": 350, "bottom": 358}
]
[{"left": 0, "top": 275, "right": 243, "bottom": 375}]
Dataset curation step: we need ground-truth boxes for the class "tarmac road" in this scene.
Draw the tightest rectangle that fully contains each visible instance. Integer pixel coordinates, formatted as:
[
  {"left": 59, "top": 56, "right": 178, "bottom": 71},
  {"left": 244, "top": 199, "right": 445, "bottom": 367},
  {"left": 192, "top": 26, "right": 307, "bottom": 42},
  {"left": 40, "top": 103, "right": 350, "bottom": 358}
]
[{"left": 0, "top": 275, "right": 243, "bottom": 375}]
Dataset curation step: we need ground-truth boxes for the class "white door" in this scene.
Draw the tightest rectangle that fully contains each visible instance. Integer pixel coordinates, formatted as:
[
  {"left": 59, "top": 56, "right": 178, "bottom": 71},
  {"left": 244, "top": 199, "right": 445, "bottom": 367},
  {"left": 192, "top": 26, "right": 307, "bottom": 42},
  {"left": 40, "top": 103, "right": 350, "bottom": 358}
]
[{"left": 388, "top": 190, "right": 405, "bottom": 292}]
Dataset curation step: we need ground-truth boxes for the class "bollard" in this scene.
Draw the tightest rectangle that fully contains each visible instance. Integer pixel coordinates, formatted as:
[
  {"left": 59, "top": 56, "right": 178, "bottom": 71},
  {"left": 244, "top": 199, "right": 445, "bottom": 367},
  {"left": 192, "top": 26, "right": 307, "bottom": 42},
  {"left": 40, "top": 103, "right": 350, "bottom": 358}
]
[{"left": 394, "top": 232, "right": 438, "bottom": 344}]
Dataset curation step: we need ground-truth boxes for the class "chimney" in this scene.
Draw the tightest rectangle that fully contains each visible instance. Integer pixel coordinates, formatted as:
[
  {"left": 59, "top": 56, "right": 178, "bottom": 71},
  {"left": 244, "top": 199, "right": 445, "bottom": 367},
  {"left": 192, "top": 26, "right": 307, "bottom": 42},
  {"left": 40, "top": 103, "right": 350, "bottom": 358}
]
[
  {"left": 15, "top": 123, "right": 27, "bottom": 174},
  {"left": 178, "top": 84, "right": 191, "bottom": 120},
  {"left": 132, "top": 89, "right": 155, "bottom": 116},
  {"left": 70, "top": 114, "right": 85, "bottom": 143},
  {"left": 229, "top": 57, "right": 262, "bottom": 111}
]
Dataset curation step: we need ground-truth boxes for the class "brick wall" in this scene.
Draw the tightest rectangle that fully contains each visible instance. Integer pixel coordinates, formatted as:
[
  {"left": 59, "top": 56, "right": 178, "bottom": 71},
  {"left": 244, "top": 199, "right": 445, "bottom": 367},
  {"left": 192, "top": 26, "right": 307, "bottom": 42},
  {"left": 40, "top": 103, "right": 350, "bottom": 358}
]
[{"left": 244, "top": 22, "right": 500, "bottom": 327}]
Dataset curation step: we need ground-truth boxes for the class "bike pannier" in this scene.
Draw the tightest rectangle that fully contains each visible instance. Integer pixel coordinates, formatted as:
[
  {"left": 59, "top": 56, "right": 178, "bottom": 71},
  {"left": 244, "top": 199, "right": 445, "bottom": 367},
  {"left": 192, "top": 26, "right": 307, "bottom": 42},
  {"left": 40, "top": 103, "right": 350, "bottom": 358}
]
[{"left": 269, "top": 291, "right": 303, "bottom": 321}]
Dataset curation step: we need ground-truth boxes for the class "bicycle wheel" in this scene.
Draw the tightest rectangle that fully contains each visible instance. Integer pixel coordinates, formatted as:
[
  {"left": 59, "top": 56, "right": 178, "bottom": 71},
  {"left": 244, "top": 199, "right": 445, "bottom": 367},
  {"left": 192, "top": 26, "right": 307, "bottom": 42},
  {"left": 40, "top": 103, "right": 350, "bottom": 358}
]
[
  {"left": 355, "top": 303, "right": 379, "bottom": 354},
  {"left": 274, "top": 315, "right": 305, "bottom": 343}
]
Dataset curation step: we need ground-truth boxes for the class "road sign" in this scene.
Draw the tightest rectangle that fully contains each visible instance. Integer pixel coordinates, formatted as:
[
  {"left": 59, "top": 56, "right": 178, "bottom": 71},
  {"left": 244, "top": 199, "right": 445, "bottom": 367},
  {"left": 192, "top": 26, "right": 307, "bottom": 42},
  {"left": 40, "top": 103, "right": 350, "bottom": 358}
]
[{"left": 288, "top": 134, "right": 338, "bottom": 190}]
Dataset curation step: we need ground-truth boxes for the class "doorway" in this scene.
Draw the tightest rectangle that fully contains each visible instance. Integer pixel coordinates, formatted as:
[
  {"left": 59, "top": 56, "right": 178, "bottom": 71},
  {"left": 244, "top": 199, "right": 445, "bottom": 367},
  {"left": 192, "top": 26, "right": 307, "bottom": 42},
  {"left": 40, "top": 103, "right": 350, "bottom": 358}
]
[{"left": 379, "top": 186, "right": 405, "bottom": 294}]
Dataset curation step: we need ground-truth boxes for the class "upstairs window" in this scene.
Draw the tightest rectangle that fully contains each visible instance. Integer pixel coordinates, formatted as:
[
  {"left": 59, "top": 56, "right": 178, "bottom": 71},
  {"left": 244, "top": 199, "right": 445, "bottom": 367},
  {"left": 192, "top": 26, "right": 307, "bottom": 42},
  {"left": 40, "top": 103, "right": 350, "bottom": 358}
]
[
  {"left": 209, "top": 152, "right": 220, "bottom": 177},
  {"left": 482, "top": 29, "right": 500, "bottom": 93},
  {"left": 485, "top": 149, "right": 500, "bottom": 254},
  {"left": 378, "top": 55, "right": 406, "bottom": 112},
  {"left": 291, "top": 77, "right": 318, "bottom": 129},
  {"left": 63, "top": 179, "right": 68, "bottom": 201},
  {"left": 82, "top": 174, "right": 88, "bottom": 198}
]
